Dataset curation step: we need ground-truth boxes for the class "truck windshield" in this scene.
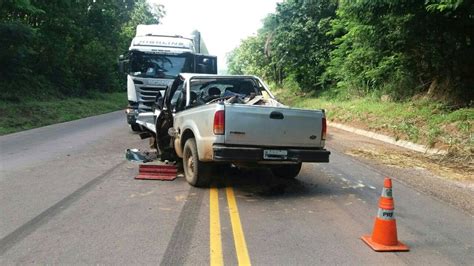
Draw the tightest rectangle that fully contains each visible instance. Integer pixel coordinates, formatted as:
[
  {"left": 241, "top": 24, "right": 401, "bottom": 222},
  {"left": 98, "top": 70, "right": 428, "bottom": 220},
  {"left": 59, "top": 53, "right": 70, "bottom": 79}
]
[{"left": 130, "top": 53, "right": 192, "bottom": 79}]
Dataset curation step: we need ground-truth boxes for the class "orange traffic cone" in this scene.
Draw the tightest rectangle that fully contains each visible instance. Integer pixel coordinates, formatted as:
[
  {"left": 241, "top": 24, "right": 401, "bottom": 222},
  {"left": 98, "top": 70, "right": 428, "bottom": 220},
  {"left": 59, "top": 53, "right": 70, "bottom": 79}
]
[{"left": 361, "top": 177, "right": 409, "bottom": 251}]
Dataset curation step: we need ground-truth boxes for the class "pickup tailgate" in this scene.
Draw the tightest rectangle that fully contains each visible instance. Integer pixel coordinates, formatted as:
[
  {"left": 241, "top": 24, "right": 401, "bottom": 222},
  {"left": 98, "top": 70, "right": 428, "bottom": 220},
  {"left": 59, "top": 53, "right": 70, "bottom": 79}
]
[{"left": 224, "top": 105, "right": 325, "bottom": 147}]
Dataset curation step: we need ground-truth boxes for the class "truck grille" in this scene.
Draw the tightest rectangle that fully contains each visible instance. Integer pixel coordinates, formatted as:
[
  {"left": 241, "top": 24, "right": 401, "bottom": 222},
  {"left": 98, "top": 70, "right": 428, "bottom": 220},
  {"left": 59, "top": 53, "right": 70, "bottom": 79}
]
[{"left": 136, "top": 86, "right": 166, "bottom": 111}]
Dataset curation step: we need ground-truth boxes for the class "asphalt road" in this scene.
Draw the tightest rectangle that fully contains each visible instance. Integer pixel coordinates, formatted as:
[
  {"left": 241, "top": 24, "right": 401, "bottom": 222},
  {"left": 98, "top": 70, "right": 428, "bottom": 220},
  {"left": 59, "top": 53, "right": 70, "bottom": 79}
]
[{"left": 1, "top": 111, "right": 473, "bottom": 264}]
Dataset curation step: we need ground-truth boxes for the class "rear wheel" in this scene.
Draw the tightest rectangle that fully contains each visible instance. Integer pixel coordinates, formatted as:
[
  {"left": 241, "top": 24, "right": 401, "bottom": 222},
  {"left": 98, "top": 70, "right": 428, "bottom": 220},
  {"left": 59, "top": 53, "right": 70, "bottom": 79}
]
[
  {"left": 271, "top": 163, "right": 302, "bottom": 179},
  {"left": 183, "top": 138, "right": 211, "bottom": 187}
]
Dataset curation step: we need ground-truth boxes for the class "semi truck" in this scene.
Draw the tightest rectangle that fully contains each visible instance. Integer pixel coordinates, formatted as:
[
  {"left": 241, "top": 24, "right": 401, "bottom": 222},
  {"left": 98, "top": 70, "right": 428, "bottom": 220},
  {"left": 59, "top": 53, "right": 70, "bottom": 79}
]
[{"left": 119, "top": 24, "right": 217, "bottom": 131}]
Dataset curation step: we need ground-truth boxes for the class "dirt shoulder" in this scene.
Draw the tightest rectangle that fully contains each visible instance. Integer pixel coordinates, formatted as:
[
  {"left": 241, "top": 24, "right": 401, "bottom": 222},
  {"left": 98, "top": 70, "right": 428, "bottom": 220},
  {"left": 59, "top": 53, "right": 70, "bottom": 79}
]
[{"left": 328, "top": 126, "right": 474, "bottom": 216}]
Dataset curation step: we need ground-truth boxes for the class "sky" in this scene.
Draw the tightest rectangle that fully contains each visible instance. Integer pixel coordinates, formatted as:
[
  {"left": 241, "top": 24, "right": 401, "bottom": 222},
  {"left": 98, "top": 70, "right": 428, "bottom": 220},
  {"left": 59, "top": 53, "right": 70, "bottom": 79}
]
[{"left": 148, "top": 0, "right": 282, "bottom": 72}]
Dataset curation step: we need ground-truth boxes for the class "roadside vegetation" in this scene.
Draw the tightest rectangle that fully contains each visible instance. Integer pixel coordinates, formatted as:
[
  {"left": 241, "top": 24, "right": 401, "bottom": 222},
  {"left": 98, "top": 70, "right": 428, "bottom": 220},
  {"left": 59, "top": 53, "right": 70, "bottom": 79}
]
[
  {"left": 0, "top": 1, "right": 163, "bottom": 134},
  {"left": 0, "top": 92, "right": 126, "bottom": 135},
  {"left": 228, "top": 0, "right": 473, "bottom": 159},
  {"left": 274, "top": 87, "right": 473, "bottom": 157}
]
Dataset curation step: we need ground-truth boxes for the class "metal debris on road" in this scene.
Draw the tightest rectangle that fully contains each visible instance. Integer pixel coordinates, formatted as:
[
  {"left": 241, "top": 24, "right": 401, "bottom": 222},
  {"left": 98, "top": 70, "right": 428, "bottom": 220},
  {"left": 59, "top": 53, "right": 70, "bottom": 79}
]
[{"left": 125, "top": 149, "right": 156, "bottom": 163}]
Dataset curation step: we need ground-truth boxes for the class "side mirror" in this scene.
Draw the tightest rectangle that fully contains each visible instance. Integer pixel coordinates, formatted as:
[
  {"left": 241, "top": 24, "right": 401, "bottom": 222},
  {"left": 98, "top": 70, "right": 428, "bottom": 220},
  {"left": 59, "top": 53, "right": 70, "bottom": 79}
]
[
  {"left": 118, "top": 54, "right": 129, "bottom": 74},
  {"left": 119, "top": 61, "right": 124, "bottom": 73},
  {"left": 197, "top": 63, "right": 210, "bottom": 73}
]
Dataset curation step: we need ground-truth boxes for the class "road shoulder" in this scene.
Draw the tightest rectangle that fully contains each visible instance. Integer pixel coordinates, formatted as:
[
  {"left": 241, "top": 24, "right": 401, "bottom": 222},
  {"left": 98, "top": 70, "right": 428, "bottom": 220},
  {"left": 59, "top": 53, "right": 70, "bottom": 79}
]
[{"left": 327, "top": 126, "right": 474, "bottom": 216}]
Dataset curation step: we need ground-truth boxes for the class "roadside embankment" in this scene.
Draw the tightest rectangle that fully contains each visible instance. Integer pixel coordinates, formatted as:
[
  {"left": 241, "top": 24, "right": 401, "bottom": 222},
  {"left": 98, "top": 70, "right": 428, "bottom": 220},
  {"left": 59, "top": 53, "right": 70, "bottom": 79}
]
[
  {"left": 0, "top": 92, "right": 126, "bottom": 135},
  {"left": 273, "top": 88, "right": 473, "bottom": 179}
]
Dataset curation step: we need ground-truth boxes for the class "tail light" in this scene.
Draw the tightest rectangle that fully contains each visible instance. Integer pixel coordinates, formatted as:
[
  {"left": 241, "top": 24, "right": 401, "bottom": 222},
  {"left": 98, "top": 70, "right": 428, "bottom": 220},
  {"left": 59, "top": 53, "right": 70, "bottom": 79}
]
[
  {"left": 322, "top": 117, "right": 327, "bottom": 140},
  {"left": 213, "top": 110, "right": 225, "bottom": 135}
]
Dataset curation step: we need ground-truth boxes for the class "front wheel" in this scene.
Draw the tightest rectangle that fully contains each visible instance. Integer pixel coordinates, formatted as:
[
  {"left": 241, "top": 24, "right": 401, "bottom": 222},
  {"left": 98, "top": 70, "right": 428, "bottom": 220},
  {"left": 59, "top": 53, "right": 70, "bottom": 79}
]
[
  {"left": 270, "top": 163, "right": 302, "bottom": 179},
  {"left": 182, "top": 138, "right": 211, "bottom": 187}
]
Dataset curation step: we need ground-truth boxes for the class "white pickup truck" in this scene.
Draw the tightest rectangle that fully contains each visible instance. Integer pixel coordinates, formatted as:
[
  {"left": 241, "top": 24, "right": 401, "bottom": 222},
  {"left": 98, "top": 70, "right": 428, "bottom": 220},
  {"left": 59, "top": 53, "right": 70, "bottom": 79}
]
[{"left": 138, "top": 73, "right": 330, "bottom": 187}]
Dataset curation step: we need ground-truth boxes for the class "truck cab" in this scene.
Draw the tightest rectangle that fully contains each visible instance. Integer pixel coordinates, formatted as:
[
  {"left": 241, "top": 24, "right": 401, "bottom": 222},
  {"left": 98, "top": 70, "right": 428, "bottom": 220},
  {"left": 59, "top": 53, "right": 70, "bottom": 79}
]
[{"left": 119, "top": 25, "right": 217, "bottom": 131}]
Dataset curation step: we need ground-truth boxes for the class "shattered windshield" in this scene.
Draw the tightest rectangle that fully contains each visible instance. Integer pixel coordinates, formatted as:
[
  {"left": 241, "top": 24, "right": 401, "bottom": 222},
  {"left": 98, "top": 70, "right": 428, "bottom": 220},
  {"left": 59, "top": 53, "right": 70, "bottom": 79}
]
[
  {"left": 130, "top": 53, "right": 192, "bottom": 79},
  {"left": 190, "top": 78, "right": 260, "bottom": 102},
  {"left": 184, "top": 77, "right": 277, "bottom": 108}
]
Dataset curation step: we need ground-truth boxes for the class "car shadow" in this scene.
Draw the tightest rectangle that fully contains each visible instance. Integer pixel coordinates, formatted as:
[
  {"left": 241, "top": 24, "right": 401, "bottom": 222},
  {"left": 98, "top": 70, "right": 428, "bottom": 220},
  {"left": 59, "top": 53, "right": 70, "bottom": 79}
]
[{"left": 208, "top": 165, "right": 349, "bottom": 200}]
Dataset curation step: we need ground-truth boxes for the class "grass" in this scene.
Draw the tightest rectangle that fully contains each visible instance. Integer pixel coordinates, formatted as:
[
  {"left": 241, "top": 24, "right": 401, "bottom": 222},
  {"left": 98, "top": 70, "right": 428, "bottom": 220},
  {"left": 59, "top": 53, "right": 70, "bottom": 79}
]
[
  {"left": 273, "top": 88, "right": 473, "bottom": 157},
  {"left": 0, "top": 92, "right": 127, "bottom": 135}
]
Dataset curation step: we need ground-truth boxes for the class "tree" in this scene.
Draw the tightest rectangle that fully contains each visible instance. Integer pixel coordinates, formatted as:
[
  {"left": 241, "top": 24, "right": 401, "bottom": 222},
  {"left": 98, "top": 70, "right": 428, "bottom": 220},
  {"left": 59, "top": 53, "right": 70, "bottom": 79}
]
[
  {"left": 0, "top": 0, "right": 165, "bottom": 101},
  {"left": 327, "top": 0, "right": 473, "bottom": 101},
  {"left": 228, "top": 0, "right": 337, "bottom": 90},
  {"left": 228, "top": 0, "right": 473, "bottom": 104}
]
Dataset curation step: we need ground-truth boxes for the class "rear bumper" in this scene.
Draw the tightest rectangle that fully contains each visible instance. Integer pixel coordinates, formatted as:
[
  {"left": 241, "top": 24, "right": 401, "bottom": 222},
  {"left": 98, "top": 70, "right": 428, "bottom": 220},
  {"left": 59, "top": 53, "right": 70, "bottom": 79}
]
[{"left": 213, "top": 145, "right": 330, "bottom": 163}]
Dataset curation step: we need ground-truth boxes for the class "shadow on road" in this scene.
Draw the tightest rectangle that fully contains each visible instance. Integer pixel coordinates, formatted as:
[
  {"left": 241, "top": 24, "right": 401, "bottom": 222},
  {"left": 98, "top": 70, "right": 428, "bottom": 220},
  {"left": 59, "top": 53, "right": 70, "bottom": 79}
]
[{"left": 207, "top": 165, "right": 349, "bottom": 200}]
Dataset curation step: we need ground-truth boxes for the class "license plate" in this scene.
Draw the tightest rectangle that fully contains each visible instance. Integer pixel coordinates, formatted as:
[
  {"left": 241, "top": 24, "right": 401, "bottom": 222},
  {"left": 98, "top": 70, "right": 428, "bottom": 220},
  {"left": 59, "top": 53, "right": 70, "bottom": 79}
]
[{"left": 263, "top": 149, "right": 288, "bottom": 160}]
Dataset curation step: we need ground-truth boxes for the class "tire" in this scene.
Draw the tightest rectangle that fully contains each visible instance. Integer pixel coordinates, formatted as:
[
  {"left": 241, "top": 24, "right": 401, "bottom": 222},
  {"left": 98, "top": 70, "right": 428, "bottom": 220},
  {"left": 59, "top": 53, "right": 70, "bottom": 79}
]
[
  {"left": 271, "top": 163, "right": 302, "bottom": 179},
  {"left": 182, "top": 138, "right": 212, "bottom": 187},
  {"left": 130, "top": 123, "right": 142, "bottom": 132},
  {"left": 155, "top": 131, "right": 174, "bottom": 161}
]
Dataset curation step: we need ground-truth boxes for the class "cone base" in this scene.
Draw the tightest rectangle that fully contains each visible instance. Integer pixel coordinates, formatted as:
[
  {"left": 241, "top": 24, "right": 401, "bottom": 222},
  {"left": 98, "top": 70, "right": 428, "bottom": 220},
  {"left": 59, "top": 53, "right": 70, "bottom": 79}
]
[{"left": 361, "top": 235, "right": 409, "bottom": 252}]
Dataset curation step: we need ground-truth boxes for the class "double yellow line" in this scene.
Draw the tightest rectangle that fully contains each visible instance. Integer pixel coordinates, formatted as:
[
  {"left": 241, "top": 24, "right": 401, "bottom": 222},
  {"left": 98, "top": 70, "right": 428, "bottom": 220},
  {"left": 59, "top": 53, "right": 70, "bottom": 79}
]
[
  {"left": 210, "top": 187, "right": 251, "bottom": 266},
  {"left": 210, "top": 188, "right": 224, "bottom": 265}
]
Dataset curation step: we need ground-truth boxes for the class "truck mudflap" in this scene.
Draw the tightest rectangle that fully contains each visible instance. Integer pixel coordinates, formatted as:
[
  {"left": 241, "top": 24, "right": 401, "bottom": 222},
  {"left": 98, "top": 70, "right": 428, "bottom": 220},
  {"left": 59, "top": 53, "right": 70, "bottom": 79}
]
[{"left": 213, "top": 145, "right": 330, "bottom": 163}]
